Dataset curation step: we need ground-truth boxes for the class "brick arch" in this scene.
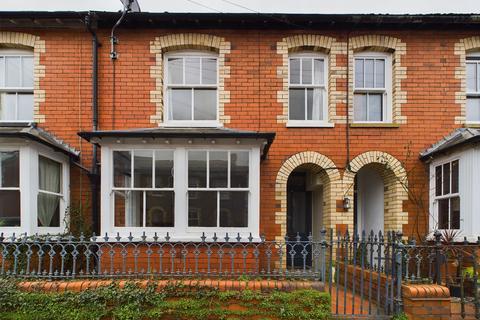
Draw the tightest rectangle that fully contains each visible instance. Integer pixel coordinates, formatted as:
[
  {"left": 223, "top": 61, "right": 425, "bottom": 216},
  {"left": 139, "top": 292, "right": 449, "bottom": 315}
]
[
  {"left": 149, "top": 33, "right": 231, "bottom": 124},
  {"left": 0, "top": 31, "right": 46, "bottom": 123},
  {"left": 344, "top": 151, "right": 408, "bottom": 232},
  {"left": 276, "top": 35, "right": 348, "bottom": 124},
  {"left": 348, "top": 35, "right": 407, "bottom": 124},
  {"left": 274, "top": 151, "right": 342, "bottom": 241},
  {"left": 454, "top": 36, "right": 480, "bottom": 124}
]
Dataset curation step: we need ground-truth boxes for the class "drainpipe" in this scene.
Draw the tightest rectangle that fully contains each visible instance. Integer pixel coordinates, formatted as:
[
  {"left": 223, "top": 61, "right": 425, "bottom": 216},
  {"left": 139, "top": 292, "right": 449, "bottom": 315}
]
[{"left": 85, "top": 12, "right": 100, "bottom": 235}]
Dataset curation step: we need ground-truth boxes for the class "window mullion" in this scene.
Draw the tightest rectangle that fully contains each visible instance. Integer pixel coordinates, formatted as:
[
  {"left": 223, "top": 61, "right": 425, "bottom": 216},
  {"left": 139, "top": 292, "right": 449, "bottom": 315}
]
[
  {"left": 206, "top": 151, "right": 210, "bottom": 189},
  {"left": 304, "top": 88, "right": 307, "bottom": 120},
  {"left": 143, "top": 191, "right": 146, "bottom": 227},
  {"left": 373, "top": 58, "right": 376, "bottom": 88},
  {"left": 191, "top": 88, "right": 194, "bottom": 121},
  {"left": 227, "top": 151, "right": 231, "bottom": 188},
  {"left": 130, "top": 151, "right": 134, "bottom": 189},
  {"left": 152, "top": 151, "right": 155, "bottom": 189},
  {"left": 217, "top": 190, "right": 220, "bottom": 227}
]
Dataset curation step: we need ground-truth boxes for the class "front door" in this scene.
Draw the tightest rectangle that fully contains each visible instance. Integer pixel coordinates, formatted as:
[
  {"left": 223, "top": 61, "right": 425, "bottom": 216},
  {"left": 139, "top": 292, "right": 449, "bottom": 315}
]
[{"left": 286, "top": 172, "right": 312, "bottom": 268}]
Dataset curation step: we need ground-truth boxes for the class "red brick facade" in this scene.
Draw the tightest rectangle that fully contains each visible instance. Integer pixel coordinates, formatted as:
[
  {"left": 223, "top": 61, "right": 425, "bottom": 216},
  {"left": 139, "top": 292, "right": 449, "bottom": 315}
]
[{"left": 2, "top": 14, "right": 479, "bottom": 240}]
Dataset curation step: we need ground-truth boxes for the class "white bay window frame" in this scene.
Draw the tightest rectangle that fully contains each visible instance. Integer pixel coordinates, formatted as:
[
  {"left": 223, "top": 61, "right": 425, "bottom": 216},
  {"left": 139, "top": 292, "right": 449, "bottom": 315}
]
[
  {"left": 353, "top": 51, "right": 392, "bottom": 123},
  {"left": 101, "top": 142, "right": 261, "bottom": 241},
  {"left": 0, "top": 142, "right": 69, "bottom": 235},
  {"left": 0, "top": 48, "right": 34, "bottom": 123},
  {"left": 163, "top": 51, "right": 220, "bottom": 127},
  {"left": 287, "top": 52, "right": 330, "bottom": 127}
]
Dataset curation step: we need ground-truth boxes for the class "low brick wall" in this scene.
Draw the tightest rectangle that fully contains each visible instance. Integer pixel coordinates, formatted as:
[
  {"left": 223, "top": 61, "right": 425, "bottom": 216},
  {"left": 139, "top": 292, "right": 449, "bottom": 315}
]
[{"left": 17, "top": 279, "right": 325, "bottom": 293}]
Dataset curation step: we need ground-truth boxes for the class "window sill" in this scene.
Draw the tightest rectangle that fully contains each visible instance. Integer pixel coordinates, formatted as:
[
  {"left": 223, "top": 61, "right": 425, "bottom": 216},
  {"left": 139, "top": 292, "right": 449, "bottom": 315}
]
[
  {"left": 286, "top": 121, "right": 334, "bottom": 128},
  {"left": 464, "top": 122, "right": 480, "bottom": 128},
  {"left": 350, "top": 123, "right": 400, "bottom": 128},
  {"left": 159, "top": 121, "right": 222, "bottom": 128},
  {"left": 0, "top": 121, "right": 35, "bottom": 127}
]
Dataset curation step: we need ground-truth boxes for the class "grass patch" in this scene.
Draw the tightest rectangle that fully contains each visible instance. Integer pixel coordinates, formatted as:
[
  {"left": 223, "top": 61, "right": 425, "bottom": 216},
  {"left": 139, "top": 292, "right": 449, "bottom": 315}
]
[{"left": 0, "top": 278, "right": 331, "bottom": 320}]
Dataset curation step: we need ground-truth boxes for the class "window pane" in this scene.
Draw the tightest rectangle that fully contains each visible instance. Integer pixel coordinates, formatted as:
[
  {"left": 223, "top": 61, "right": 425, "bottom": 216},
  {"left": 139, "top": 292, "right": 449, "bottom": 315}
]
[
  {"left": 146, "top": 191, "right": 174, "bottom": 227},
  {"left": 5, "top": 57, "right": 21, "bottom": 87},
  {"left": 185, "top": 57, "right": 201, "bottom": 84},
  {"left": 188, "top": 191, "right": 217, "bottom": 227},
  {"left": 438, "top": 198, "right": 449, "bottom": 229},
  {"left": 466, "top": 97, "right": 480, "bottom": 122},
  {"left": 289, "top": 88, "right": 305, "bottom": 120},
  {"left": 375, "top": 59, "right": 385, "bottom": 88},
  {"left": 133, "top": 150, "right": 153, "bottom": 188},
  {"left": 451, "top": 160, "right": 459, "bottom": 194},
  {"left": 368, "top": 93, "right": 383, "bottom": 121},
  {"left": 306, "top": 88, "right": 313, "bottom": 120},
  {"left": 364, "top": 59, "right": 374, "bottom": 88},
  {"left": 188, "top": 151, "right": 207, "bottom": 188},
  {"left": 443, "top": 163, "right": 450, "bottom": 195},
  {"left": 230, "top": 151, "right": 249, "bottom": 188},
  {"left": 17, "top": 93, "right": 33, "bottom": 120},
  {"left": 169, "top": 88, "right": 192, "bottom": 120},
  {"left": 0, "top": 190, "right": 20, "bottom": 226},
  {"left": 435, "top": 165, "right": 442, "bottom": 197},
  {"left": 114, "top": 190, "right": 143, "bottom": 227},
  {"left": 220, "top": 191, "right": 248, "bottom": 227},
  {"left": 0, "top": 93, "right": 16, "bottom": 120},
  {"left": 209, "top": 151, "right": 228, "bottom": 188},
  {"left": 113, "top": 151, "right": 131, "bottom": 188},
  {"left": 39, "top": 156, "right": 61, "bottom": 194},
  {"left": 450, "top": 197, "right": 460, "bottom": 229},
  {"left": 167, "top": 58, "right": 183, "bottom": 84},
  {"left": 301, "top": 58, "right": 312, "bottom": 84},
  {"left": 202, "top": 58, "right": 217, "bottom": 84},
  {"left": 289, "top": 58, "right": 300, "bottom": 84},
  {"left": 22, "top": 56, "right": 34, "bottom": 88},
  {"left": 155, "top": 150, "right": 174, "bottom": 188},
  {"left": 0, "top": 151, "right": 19, "bottom": 188},
  {"left": 313, "top": 59, "right": 324, "bottom": 85},
  {"left": 355, "top": 59, "right": 364, "bottom": 88},
  {"left": 193, "top": 89, "right": 216, "bottom": 120},
  {"left": 354, "top": 93, "right": 367, "bottom": 121},
  {"left": 37, "top": 193, "right": 60, "bottom": 227},
  {"left": 467, "top": 62, "right": 477, "bottom": 92}
]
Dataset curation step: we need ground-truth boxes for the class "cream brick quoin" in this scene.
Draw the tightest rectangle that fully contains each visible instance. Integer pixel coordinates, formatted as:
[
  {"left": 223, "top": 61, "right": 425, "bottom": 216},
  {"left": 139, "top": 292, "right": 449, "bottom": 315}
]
[
  {"left": 0, "top": 32, "right": 46, "bottom": 123},
  {"left": 343, "top": 151, "right": 409, "bottom": 232},
  {"left": 275, "top": 150, "right": 408, "bottom": 240},
  {"left": 276, "top": 35, "right": 348, "bottom": 124},
  {"left": 149, "top": 33, "right": 231, "bottom": 124},
  {"left": 348, "top": 35, "right": 407, "bottom": 124},
  {"left": 454, "top": 36, "right": 480, "bottom": 125}
]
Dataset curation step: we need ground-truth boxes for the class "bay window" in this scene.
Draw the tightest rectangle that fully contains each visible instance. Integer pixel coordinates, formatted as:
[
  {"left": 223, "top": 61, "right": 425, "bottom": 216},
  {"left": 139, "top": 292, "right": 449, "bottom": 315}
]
[
  {"left": 104, "top": 145, "right": 260, "bottom": 239},
  {"left": 466, "top": 53, "right": 480, "bottom": 123},
  {"left": 0, "top": 49, "right": 34, "bottom": 122},
  {"left": 164, "top": 52, "right": 218, "bottom": 125},
  {"left": 354, "top": 53, "right": 392, "bottom": 122},
  {"left": 434, "top": 159, "right": 460, "bottom": 230},
  {"left": 288, "top": 53, "right": 328, "bottom": 126}
]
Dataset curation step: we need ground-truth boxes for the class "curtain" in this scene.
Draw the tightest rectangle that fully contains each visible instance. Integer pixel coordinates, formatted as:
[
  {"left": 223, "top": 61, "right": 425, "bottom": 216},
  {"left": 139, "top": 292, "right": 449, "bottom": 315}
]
[
  {"left": 38, "top": 157, "right": 61, "bottom": 227},
  {"left": 312, "top": 88, "right": 323, "bottom": 120}
]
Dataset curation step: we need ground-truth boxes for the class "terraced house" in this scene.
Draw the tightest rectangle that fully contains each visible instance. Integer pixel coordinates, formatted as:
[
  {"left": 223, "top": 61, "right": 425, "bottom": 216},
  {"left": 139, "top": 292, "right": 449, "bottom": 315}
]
[{"left": 1, "top": 10, "right": 480, "bottom": 248}]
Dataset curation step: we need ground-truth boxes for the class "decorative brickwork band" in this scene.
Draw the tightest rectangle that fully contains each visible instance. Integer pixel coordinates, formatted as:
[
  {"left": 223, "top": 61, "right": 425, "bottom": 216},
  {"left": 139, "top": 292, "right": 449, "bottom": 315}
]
[
  {"left": 276, "top": 35, "right": 348, "bottom": 124},
  {"left": 149, "top": 33, "right": 231, "bottom": 124},
  {"left": 348, "top": 35, "right": 407, "bottom": 124},
  {"left": 274, "top": 151, "right": 342, "bottom": 241},
  {"left": 0, "top": 31, "right": 46, "bottom": 123},
  {"left": 344, "top": 151, "right": 409, "bottom": 232},
  {"left": 454, "top": 36, "right": 480, "bottom": 125}
]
